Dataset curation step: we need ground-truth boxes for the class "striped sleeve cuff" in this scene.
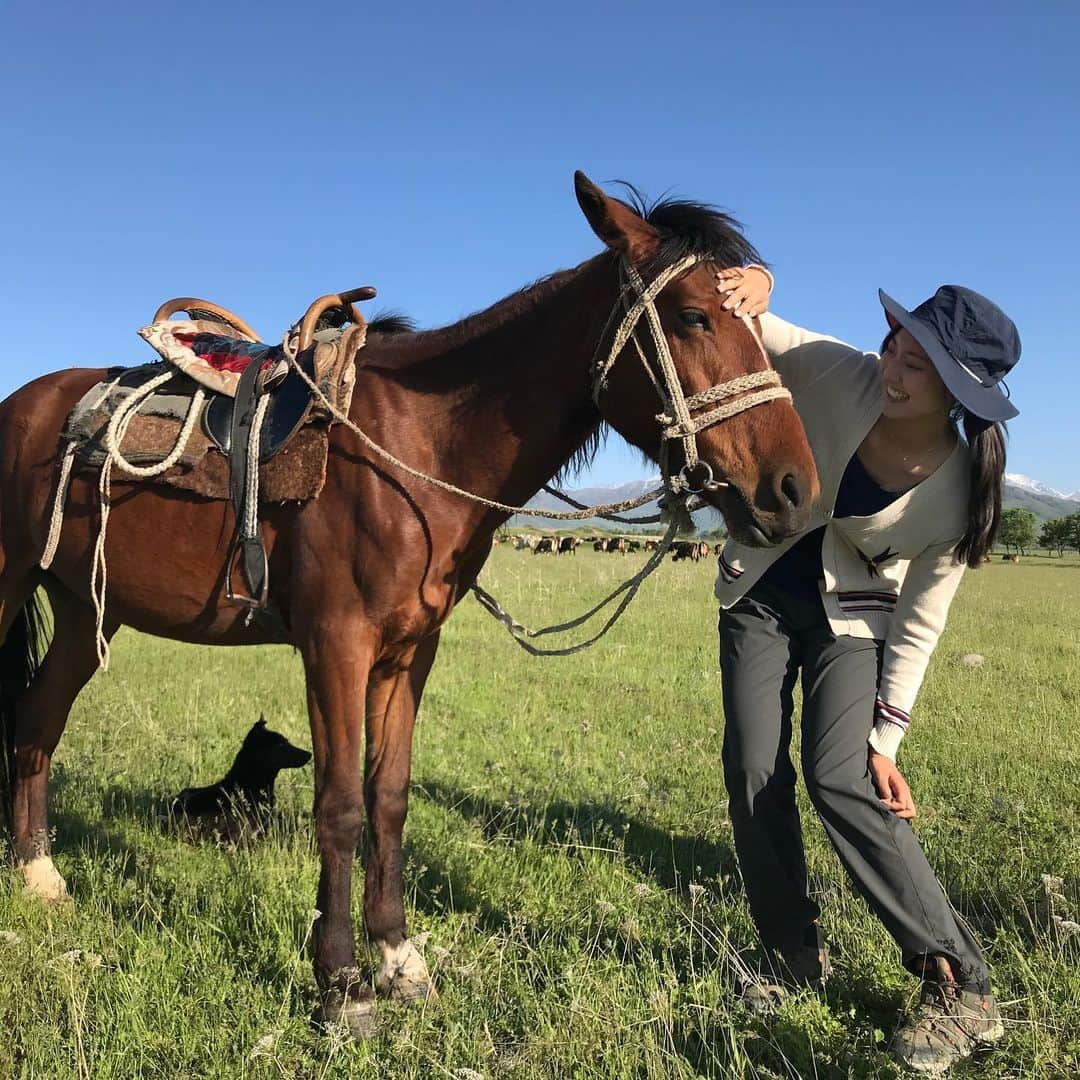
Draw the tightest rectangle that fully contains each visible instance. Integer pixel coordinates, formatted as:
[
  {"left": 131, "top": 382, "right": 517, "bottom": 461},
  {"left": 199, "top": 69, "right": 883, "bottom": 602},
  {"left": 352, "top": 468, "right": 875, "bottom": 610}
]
[
  {"left": 868, "top": 698, "right": 910, "bottom": 761},
  {"left": 746, "top": 263, "right": 775, "bottom": 294}
]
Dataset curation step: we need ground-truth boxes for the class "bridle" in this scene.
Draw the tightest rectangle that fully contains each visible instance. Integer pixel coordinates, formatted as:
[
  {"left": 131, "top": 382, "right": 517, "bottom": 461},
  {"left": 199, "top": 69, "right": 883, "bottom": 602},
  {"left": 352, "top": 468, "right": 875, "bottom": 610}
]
[{"left": 591, "top": 254, "right": 791, "bottom": 495}]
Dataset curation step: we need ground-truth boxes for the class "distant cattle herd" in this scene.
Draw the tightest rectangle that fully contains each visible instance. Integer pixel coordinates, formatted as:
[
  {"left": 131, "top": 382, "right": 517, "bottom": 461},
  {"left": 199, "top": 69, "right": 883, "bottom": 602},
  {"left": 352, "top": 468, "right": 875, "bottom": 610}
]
[
  {"left": 495, "top": 536, "right": 1027, "bottom": 564},
  {"left": 496, "top": 534, "right": 723, "bottom": 561}
]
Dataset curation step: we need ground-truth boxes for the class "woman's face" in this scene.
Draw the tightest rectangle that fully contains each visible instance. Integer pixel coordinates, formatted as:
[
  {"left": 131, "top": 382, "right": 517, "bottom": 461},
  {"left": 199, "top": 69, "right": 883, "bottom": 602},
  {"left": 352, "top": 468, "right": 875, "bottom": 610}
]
[{"left": 878, "top": 328, "right": 953, "bottom": 421}]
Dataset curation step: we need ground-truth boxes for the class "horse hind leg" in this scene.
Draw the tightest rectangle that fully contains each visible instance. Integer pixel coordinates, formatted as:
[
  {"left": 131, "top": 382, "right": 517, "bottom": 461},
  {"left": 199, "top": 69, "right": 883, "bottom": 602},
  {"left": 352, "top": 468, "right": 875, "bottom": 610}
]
[
  {"left": 0, "top": 573, "right": 41, "bottom": 837},
  {"left": 8, "top": 583, "right": 115, "bottom": 903},
  {"left": 364, "top": 632, "right": 440, "bottom": 1004}
]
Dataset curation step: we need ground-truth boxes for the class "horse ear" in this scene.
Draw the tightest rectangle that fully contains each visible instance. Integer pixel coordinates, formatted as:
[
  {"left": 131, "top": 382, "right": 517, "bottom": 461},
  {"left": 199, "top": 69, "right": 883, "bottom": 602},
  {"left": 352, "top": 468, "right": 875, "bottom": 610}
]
[
  {"left": 574, "top": 171, "right": 658, "bottom": 263},
  {"left": 256, "top": 714, "right": 266, "bottom": 728}
]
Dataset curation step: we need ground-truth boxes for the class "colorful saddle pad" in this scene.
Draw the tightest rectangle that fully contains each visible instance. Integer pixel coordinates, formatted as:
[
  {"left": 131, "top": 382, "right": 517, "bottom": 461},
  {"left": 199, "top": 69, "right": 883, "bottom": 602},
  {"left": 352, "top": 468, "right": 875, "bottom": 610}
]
[{"left": 138, "top": 320, "right": 274, "bottom": 397}]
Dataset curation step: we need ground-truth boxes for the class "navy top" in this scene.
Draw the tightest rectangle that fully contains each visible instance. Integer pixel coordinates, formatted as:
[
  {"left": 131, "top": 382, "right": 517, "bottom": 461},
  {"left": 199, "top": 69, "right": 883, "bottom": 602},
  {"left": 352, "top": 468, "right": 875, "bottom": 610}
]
[{"left": 760, "top": 453, "right": 904, "bottom": 594}]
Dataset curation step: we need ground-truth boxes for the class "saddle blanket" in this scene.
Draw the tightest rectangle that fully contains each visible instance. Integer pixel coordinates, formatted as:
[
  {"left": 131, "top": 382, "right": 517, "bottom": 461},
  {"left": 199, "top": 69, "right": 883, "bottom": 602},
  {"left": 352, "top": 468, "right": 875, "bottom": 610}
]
[
  {"left": 59, "top": 310, "right": 359, "bottom": 504},
  {"left": 63, "top": 364, "right": 330, "bottom": 503}
]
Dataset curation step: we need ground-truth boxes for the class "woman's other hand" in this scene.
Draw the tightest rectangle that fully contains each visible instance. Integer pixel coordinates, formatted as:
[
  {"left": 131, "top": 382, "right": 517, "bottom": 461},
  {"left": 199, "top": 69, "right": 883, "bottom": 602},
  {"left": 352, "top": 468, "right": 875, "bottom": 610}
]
[
  {"left": 868, "top": 750, "right": 917, "bottom": 820},
  {"left": 716, "top": 265, "right": 773, "bottom": 317}
]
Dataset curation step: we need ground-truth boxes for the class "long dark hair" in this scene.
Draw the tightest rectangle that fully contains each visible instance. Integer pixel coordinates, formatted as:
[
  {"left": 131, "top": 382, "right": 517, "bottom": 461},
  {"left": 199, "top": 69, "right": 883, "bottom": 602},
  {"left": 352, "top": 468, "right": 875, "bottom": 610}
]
[
  {"left": 953, "top": 410, "right": 1007, "bottom": 567},
  {"left": 881, "top": 328, "right": 1006, "bottom": 567}
]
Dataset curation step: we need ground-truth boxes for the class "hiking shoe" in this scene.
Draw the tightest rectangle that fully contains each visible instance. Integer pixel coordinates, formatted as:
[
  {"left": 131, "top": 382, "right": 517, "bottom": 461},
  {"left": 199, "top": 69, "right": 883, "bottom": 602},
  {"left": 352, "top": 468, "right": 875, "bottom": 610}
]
[
  {"left": 891, "top": 972, "right": 1004, "bottom": 1074},
  {"left": 739, "top": 934, "right": 830, "bottom": 1015}
]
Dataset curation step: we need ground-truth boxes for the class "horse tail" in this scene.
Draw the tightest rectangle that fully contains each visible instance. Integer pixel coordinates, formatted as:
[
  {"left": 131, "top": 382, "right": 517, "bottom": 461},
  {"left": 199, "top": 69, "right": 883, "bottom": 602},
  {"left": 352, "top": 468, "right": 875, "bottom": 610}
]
[{"left": 1, "top": 592, "right": 49, "bottom": 831}]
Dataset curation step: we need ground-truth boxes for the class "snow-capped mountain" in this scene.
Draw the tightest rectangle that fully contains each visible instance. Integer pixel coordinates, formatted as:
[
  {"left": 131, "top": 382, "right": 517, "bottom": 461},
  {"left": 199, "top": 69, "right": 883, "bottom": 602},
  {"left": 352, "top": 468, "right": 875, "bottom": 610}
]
[
  {"left": 508, "top": 471, "right": 1080, "bottom": 534},
  {"left": 1004, "top": 474, "right": 1074, "bottom": 500}
]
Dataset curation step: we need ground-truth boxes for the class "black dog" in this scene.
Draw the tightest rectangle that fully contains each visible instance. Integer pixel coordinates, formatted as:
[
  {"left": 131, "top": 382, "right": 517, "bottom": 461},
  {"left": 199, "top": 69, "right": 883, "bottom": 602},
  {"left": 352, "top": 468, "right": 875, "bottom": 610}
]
[{"left": 171, "top": 717, "right": 311, "bottom": 827}]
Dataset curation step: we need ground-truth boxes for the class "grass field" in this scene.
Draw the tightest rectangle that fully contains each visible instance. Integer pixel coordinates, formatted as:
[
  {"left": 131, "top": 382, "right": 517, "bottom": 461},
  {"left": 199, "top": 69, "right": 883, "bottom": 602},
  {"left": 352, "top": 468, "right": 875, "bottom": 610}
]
[{"left": 1, "top": 549, "right": 1078, "bottom": 1078}]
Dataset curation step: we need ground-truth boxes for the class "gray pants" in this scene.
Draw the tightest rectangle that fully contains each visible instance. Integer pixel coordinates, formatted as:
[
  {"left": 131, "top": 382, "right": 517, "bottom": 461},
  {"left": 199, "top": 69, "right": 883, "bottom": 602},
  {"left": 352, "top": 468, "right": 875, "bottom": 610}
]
[{"left": 719, "top": 581, "right": 989, "bottom": 992}]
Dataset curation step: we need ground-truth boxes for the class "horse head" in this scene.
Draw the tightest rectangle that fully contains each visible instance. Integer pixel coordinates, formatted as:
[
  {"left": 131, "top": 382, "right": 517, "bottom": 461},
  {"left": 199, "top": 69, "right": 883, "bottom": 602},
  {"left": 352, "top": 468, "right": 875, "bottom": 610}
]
[{"left": 575, "top": 171, "right": 818, "bottom": 545}]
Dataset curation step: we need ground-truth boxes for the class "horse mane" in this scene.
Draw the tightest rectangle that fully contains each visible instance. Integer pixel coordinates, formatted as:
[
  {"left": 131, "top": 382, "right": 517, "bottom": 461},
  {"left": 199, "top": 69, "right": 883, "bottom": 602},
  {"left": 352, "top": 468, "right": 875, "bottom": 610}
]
[
  {"left": 365, "top": 189, "right": 761, "bottom": 354},
  {"left": 368, "top": 311, "right": 418, "bottom": 335},
  {"left": 614, "top": 183, "right": 765, "bottom": 278},
  {"left": 362, "top": 185, "right": 764, "bottom": 484}
]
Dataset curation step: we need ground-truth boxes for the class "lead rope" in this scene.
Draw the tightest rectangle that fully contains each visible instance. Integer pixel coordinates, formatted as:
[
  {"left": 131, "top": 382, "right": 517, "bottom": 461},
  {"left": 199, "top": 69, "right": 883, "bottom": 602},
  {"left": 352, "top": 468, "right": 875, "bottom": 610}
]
[
  {"left": 281, "top": 356, "right": 671, "bottom": 521},
  {"left": 40, "top": 256, "right": 786, "bottom": 664},
  {"left": 282, "top": 256, "right": 788, "bottom": 656},
  {"left": 470, "top": 512, "right": 682, "bottom": 656}
]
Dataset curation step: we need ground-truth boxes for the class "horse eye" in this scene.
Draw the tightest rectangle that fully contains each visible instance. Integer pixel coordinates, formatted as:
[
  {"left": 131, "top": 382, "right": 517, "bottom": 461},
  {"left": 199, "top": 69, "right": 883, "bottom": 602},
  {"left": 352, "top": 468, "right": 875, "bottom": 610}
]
[{"left": 680, "top": 308, "right": 710, "bottom": 330}]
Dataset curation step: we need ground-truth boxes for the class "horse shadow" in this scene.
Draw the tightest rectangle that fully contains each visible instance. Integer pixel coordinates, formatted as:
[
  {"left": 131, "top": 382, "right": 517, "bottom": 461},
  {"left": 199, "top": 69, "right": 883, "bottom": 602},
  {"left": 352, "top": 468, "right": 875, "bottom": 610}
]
[
  {"left": 412, "top": 777, "right": 741, "bottom": 895},
  {"left": 406, "top": 778, "right": 744, "bottom": 970}
]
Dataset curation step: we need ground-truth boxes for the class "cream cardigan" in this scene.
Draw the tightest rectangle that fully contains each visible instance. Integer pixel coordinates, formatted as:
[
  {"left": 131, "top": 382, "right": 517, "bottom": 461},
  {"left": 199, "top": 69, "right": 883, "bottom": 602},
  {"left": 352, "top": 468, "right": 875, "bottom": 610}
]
[{"left": 714, "top": 314, "right": 970, "bottom": 760}]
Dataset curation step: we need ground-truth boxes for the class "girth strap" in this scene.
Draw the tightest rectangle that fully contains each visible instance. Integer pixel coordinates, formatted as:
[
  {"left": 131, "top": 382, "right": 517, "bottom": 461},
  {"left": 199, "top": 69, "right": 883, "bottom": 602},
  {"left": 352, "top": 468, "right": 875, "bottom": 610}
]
[{"left": 227, "top": 358, "right": 270, "bottom": 611}]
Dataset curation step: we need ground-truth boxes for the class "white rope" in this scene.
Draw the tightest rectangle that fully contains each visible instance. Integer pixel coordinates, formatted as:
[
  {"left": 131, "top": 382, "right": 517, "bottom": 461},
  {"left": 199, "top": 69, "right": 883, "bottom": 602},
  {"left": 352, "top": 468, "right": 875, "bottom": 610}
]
[
  {"left": 43, "top": 252, "right": 789, "bottom": 666},
  {"left": 282, "top": 354, "right": 669, "bottom": 520},
  {"left": 281, "top": 266, "right": 783, "bottom": 517},
  {"left": 278, "top": 256, "right": 790, "bottom": 655},
  {"left": 102, "top": 383, "right": 205, "bottom": 479},
  {"left": 91, "top": 459, "right": 114, "bottom": 670},
  {"left": 79, "top": 369, "right": 203, "bottom": 670},
  {"left": 39, "top": 442, "right": 77, "bottom": 570},
  {"left": 243, "top": 393, "right": 271, "bottom": 539}
]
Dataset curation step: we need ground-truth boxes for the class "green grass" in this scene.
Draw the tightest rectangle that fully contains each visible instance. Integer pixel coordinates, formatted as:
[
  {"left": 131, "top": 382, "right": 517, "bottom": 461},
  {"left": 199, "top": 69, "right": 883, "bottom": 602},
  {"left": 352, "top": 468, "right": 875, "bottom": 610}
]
[{"left": 2, "top": 550, "right": 1079, "bottom": 1078}]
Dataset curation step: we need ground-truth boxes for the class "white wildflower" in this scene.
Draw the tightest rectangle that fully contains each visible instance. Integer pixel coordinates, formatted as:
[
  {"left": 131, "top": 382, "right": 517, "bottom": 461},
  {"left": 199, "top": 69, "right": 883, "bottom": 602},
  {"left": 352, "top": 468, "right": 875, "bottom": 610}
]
[
  {"left": 249, "top": 1029, "right": 283, "bottom": 1060},
  {"left": 51, "top": 949, "right": 105, "bottom": 968},
  {"left": 1041, "top": 874, "right": 1065, "bottom": 895}
]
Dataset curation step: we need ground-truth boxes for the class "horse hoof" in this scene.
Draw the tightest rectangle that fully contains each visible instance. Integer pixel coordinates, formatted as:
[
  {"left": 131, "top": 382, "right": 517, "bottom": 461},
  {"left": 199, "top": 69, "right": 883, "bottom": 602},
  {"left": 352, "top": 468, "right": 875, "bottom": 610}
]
[
  {"left": 376, "top": 939, "right": 438, "bottom": 1003},
  {"left": 387, "top": 972, "right": 438, "bottom": 1004},
  {"left": 314, "top": 990, "right": 377, "bottom": 1040},
  {"left": 20, "top": 856, "right": 71, "bottom": 904}
]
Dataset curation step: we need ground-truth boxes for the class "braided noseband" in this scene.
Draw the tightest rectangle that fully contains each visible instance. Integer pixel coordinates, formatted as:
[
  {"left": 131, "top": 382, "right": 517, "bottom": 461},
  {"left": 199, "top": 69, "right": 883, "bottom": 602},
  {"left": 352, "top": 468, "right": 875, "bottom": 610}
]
[{"left": 591, "top": 254, "right": 791, "bottom": 494}]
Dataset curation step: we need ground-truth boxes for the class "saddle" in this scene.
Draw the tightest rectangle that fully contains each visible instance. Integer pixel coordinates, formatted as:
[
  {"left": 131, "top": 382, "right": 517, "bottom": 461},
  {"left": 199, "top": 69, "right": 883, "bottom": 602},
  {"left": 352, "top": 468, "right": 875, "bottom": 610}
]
[{"left": 62, "top": 287, "right": 375, "bottom": 613}]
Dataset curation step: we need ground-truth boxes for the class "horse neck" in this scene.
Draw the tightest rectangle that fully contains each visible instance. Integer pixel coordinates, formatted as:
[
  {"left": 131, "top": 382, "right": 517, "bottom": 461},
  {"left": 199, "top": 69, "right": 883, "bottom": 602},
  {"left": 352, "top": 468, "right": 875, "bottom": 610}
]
[{"left": 366, "top": 256, "right": 618, "bottom": 511}]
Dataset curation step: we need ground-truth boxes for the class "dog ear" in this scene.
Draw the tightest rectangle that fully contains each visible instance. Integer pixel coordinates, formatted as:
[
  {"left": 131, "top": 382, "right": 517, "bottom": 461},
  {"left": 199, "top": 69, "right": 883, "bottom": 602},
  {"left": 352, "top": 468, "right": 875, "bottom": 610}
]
[{"left": 256, "top": 714, "right": 267, "bottom": 729}]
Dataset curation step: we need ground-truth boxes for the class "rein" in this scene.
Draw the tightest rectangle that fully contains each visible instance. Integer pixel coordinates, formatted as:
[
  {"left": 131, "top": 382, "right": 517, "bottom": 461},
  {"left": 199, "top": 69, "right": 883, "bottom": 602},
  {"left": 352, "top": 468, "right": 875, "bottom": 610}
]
[{"left": 284, "top": 253, "right": 791, "bottom": 655}]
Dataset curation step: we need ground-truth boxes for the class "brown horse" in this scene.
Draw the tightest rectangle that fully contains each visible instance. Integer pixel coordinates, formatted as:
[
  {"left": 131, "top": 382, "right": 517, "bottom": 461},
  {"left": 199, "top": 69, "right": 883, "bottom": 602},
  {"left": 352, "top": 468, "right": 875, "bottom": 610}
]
[{"left": 0, "top": 173, "right": 818, "bottom": 1034}]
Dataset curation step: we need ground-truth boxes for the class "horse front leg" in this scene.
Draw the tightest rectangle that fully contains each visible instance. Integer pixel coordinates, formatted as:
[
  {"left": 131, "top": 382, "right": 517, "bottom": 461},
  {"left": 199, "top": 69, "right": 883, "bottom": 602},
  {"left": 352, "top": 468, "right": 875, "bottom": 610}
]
[
  {"left": 301, "top": 616, "right": 379, "bottom": 1037},
  {"left": 364, "top": 631, "right": 440, "bottom": 1003}
]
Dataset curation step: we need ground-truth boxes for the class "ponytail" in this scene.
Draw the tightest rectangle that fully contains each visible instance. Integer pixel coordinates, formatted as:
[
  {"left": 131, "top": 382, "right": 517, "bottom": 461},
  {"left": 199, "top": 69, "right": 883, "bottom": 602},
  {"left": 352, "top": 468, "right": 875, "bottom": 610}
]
[{"left": 954, "top": 411, "right": 1007, "bottom": 568}]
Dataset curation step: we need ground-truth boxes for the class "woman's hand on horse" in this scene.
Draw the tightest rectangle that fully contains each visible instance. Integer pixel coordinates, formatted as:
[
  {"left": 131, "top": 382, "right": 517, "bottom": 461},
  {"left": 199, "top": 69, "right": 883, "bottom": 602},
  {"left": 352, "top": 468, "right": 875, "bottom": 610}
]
[
  {"left": 868, "top": 750, "right": 917, "bottom": 820},
  {"left": 715, "top": 266, "right": 772, "bottom": 318}
]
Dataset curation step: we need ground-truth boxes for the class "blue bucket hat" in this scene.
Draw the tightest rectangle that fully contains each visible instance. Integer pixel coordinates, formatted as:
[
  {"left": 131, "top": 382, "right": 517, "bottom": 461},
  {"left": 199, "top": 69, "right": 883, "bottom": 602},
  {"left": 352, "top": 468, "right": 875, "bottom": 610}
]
[{"left": 877, "top": 285, "right": 1020, "bottom": 422}]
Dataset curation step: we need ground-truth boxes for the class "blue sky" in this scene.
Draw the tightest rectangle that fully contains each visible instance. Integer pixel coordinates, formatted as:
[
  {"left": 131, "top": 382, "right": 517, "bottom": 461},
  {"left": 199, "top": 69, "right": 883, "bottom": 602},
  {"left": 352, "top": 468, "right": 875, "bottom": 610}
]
[{"left": 2, "top": 2, "right": 1077, "bottom": 491}]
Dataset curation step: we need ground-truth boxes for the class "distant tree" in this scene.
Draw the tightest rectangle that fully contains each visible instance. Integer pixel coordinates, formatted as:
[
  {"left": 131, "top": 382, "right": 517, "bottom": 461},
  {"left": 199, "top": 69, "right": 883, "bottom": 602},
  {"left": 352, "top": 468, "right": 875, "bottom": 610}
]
[
  {"left": 1038, "top": 517, "right": 1070, "bottom": 556},
  {"left": 999, "top": 508, "right": 1037, "bottom": 556},
  {"left": 1066, "top": 511, "right": 1080, "bottom": 556}
]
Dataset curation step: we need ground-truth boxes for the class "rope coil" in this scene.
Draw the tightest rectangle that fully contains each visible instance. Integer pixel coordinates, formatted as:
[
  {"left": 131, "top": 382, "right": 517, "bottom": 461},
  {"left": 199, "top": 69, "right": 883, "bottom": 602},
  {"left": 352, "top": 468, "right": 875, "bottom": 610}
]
[{"left": 41, "top": 369, "right": 204, "bottom": 670}]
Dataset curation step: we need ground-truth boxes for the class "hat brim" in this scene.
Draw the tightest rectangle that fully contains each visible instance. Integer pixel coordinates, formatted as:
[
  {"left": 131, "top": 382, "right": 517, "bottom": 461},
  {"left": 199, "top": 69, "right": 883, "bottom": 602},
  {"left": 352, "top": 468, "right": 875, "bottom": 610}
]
[{"left": 878, "top": 289, "right": 1018, "bottom": 422}]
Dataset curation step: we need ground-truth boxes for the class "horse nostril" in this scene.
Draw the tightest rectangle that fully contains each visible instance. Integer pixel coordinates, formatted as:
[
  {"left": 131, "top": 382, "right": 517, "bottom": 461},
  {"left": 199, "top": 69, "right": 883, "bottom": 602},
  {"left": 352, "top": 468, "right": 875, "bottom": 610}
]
[{"left": 779, "top": 473, "right": 802, "bottom": 510}]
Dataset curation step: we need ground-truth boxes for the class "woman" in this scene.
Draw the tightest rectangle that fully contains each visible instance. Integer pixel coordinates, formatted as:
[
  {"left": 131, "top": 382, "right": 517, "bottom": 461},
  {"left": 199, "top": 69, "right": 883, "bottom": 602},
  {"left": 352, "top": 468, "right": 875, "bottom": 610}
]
[{"left": 712, "top": 266, "right": 1019, "bottom": 1075}]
